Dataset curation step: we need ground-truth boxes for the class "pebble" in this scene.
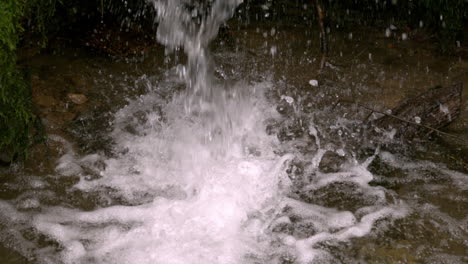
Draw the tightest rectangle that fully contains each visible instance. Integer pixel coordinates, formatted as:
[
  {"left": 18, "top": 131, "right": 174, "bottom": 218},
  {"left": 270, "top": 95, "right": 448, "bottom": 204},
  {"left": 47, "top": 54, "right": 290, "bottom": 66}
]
[
  {"left": 67, "top": 93, "right": 88, "bottom": 104},
  {"left": 35, "top": 95, "right": 58, "bottom": 107}
]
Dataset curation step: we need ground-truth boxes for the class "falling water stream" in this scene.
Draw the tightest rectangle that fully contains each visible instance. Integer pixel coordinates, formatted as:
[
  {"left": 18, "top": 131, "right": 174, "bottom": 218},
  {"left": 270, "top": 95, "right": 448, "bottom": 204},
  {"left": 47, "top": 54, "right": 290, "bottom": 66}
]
[
  {"left": 1, "top": 1, "right": 467, "bottom": 264},
  {"left": 152, "top": 0, "right": 243, "bottom": 146}
]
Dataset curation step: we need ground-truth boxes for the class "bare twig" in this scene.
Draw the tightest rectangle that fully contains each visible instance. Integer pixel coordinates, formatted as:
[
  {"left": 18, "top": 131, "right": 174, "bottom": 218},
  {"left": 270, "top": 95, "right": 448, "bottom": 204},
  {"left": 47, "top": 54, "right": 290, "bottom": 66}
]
[
  {"left": 101, "top": 0, "right": 104, "bottom": 22},
  {"left": 335, "top": 100, "right": 468, "bottom": 144},
  {"left": 315, "top": 0, "right": 327, "bottom": 73}
]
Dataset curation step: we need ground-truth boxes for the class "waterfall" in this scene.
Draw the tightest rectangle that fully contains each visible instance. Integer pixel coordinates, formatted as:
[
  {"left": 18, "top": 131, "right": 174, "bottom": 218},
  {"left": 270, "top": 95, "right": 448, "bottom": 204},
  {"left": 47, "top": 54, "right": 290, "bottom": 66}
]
[{"left": 150, "top": 0, "right": 243, "bottom": 148}]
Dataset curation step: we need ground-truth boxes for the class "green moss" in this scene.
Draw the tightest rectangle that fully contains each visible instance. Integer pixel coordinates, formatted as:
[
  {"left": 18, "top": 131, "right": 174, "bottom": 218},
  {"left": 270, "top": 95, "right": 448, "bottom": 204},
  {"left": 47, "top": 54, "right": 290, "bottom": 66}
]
[
  {"left": 0, "top": 0, "right": 152, "bottom": 162},
  {"left": 22, "top": 0, "right": 62, "bottom": 47},
  {"left": 0, "top": 0, "right": 34, "bottom": 160}
]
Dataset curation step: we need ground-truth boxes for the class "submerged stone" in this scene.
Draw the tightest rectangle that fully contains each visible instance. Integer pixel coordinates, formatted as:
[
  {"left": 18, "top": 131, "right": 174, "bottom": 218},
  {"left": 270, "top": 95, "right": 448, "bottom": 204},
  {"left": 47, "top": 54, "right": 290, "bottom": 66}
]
[
  {"left": 34, "top": 95, "right": 58, "bottom": 107},
  {"left": 67, "top": 93, "right": 88, "bottom": 105},
  {"left": 318, "top": 151, "right": 346, "bottom": 173}
]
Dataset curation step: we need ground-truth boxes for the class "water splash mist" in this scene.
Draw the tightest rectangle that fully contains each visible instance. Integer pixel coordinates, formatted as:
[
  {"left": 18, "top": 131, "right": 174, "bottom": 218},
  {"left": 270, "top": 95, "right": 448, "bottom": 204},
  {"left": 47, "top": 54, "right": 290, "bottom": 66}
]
[
  {"left": 151, "top": 0, "right": 243, "bottom": 147},
  {"left": 0, "top": 1, "right": 418, "bottom": 263}
]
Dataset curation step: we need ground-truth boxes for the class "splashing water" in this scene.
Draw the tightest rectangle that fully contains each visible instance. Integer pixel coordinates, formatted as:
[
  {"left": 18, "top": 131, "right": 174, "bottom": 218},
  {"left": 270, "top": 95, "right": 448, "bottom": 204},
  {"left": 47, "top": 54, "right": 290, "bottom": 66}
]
[
  {"left": 150, "top": 0, "right": 243, "bottom": 146},
  {"left": 0, "top": 77, "right": 411, "bottom": 263},
  {"left": 34, "top": 84, "right": 297, "bottom": 264},
  {"left": 0, "top": 1, "right": 429, "bottom": 264}
]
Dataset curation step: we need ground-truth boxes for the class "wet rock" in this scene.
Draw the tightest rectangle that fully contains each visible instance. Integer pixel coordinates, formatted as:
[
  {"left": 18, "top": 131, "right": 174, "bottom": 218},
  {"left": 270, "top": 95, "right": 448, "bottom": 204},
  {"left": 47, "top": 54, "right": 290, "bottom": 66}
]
[
  {"left": 272, "top": 221, "right": 294, "bottom": 234},
  {"left": 265, "top": 118, "right": 281, "bottom": 135},
  {"left": 69, "top": 76, "right": 87, "bottom": 88},
  {"left": 357, "top": 242, "right": 418, "bottom": 263},
  {"left": 292, "top": 221, "right": 318, "bottom": 239},
  {"left": 0, "top": 151, "right": 12, "bottom": 166},
  {"left": 31, "top": 75, "right": 45, "bottom": 95},
  {"left": 34, "top": 95, "right": 58, "bottom": 107},
  {"left": 81, "top": 157, "right": 106, "bottom": 181},
  {"left": 276, "top": 98, "right": 295, "bottom": 116},
  {"left": 299, "top": 182, "right": 377, "bottom": 212},
  {"left": 319, "top": 150, "right": 346, "bottom": 173},
  {"left": 374, "top": 83, "right": 463, "bottom": 140},
  {"left": 67, "top": 93, "right": 88, "bottom": 105},
  {"left": 286, "top": 159, "right": 305, "bottom": 183},
  {"left": 277, "top": 119, "right": 305, "bottom": 141},
  {"left": 45, "top": 112, "right": 77, "bottom": 127},
  {"left": 16, "top": 198, "right": 41, "bottom": 211}
]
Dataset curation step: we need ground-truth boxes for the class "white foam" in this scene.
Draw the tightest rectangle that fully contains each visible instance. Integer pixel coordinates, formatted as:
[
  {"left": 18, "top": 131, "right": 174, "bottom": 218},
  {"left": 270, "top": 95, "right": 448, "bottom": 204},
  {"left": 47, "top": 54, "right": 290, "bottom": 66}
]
[
  {"left": 1, "top": 79, "right": 415, "bottom": 263},
  {"left": 289, "top": 204, "right": 408, "bottom": 263},
  {"left": 29, "top": 81, "right": 298, "bottom": 264},
  {"left": 379, "top": 151, "right": 468, "bottom": 189},
  {"left": 16, "top": 198, "right": 41, "bottom": 210},
  {"left": 283, "top": 198, "right": 357, "bottom": 231}
]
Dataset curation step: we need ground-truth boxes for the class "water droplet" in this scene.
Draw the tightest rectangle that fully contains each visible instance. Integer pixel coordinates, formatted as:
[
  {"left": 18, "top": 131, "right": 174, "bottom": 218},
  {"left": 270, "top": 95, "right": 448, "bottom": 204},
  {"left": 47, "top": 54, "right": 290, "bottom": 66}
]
[
  {"left": 281, "top": 95, "right": 294, "bottom": 104},
  {"left": 309, "top": 79, "right": 318, "bottom": 87},
  {"left": 270, "top": 46, "right": 277, "bottom": 56},
  {"left": 385, "top": 28, "right": 391, "bottom": 37}
]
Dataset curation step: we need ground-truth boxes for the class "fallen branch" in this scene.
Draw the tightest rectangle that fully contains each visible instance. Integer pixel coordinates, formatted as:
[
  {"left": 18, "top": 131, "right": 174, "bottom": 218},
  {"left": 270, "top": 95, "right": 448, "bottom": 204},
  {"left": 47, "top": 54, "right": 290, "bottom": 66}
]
[
  {"left": 314, "top": 0, "right": 327, "bottom": 73},
  {"left": 333, "top": 83, "right": 465, "bottom": 144}
]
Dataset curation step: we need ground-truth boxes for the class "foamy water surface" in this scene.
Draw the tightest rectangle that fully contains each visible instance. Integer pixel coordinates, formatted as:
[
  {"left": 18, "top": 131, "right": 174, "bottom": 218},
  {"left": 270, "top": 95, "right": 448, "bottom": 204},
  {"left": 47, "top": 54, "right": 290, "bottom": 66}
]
[{"left": 0, "top": 74, "right": 427, "bottom": 263}]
